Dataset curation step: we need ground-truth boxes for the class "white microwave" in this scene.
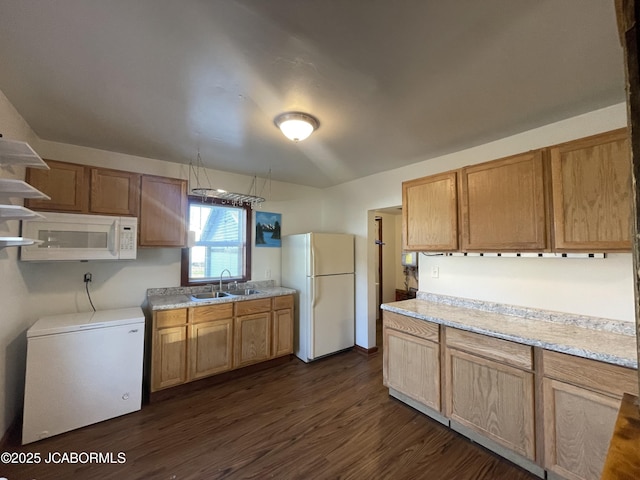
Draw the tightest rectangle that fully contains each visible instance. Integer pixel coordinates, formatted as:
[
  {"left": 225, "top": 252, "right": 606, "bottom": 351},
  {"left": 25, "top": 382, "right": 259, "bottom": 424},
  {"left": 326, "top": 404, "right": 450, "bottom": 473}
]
[{"left": 20, "top": 212, "right": 137, "bottom": 261}]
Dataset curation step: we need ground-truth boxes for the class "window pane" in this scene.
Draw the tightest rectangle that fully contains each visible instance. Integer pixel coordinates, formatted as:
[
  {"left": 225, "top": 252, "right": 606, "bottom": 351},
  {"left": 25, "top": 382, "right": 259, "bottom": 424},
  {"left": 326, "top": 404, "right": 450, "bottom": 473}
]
[{"left": 183, "top": 198, "right": 249, "bottom": 285}]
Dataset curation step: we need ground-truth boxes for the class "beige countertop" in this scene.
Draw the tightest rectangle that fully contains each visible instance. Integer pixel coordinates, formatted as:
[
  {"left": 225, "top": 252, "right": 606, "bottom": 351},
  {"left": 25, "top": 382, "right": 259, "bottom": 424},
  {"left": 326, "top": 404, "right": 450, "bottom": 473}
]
[
  {"left": 382, "top": 293, "right": 638, "bottom": 369},
  {"left": 146, "top": 282, "right": 296, "bottom": 311}
]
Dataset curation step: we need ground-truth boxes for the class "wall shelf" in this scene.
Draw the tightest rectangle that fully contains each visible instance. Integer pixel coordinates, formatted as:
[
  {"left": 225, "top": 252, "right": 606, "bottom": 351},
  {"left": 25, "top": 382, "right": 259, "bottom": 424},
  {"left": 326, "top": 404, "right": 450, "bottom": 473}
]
[
  {"left": 0, "top": 237, "right": 42, "bottom": 249},
  {"left": 0, "top": 138, "right": 48, "bottom": 169},
  {"left": 0, "top": 179, "right": 50, "bottom": 200},
  {"left": 0, "top": 204, "right": 45, "bottom": 221}
]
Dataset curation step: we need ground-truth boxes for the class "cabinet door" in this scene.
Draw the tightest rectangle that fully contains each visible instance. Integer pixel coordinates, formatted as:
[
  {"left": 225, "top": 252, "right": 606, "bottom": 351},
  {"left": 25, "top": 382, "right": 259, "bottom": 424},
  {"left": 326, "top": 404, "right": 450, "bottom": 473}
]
[
  {"left": 25, "top": 159, "right": 87, "bottom": 212},
  {"left": 543, "top": 378, "right": 620, "bottom": 480},
  {"left": 461, "top": 151, "right": 546, "bottom": 251},
  {"left": 189, "top": 318, "right": 233, "bottom": 380},
  {"left": 384, "top": 328, "right": 441, "bottom": 411},
  {"left": 151, "top": 326, "right": 187, "bottom": 391},
  {"left": 550, "top": 129, "right": 631, "bottom": 251},
  {"left": 402, "top": 171, "right": 458, "bottom": 251},
  {"left": 234, "top": 312, "right": 271, "bottom": 368},
  {"left": 90, "top": 168, "right": 140, "bottom": 216},
  {"left": 139, "top": 174, "right": 187, "bottom": 247},
  {"left": 272, "top": 308, "right": 293, "bottom": 358},
  {"left": 445, "top": 348, "right": 535, "bottom": 460}
]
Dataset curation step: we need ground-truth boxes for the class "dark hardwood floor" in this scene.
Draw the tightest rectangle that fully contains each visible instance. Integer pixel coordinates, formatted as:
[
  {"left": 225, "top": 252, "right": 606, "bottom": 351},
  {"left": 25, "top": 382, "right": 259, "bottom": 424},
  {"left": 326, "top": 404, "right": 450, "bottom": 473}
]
[{"left": 3, "top": 350, "right": 537, "bottom": 480}]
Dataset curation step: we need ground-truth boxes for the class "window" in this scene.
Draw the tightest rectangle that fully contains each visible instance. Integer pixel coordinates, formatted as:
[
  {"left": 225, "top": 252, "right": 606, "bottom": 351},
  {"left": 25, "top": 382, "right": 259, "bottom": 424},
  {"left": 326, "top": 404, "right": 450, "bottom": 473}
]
[{"left": 181, "top": 196, "right": 251, "bottom": 286}]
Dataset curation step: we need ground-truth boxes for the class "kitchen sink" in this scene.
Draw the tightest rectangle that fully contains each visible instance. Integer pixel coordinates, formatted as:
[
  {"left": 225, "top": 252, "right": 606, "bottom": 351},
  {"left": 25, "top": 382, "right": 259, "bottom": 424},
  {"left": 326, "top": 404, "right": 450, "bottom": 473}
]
[
  {"left": 190, "top": 291, "right": 231, "bottom": 300},
  {"left": 225, "top": 289, "right": 262, "bottom": 296}
]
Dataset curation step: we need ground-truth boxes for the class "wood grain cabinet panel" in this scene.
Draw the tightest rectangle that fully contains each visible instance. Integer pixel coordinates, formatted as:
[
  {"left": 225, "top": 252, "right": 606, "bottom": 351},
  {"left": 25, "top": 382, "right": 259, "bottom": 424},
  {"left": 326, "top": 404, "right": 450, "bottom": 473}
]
[
  {"left": 550, "top": 129, "right": 632, "bottom": 251},
  {"left": 272, "top": 305, "right": 294, "bottom": 358},
  {"left": 189, "top": 319, "right": 233, "bottom": 380},
  {"left": 234, "top": 312, "right": 271, "bottom": 368},
  {"left": 543, "top": 378, "right": 620, "bottom": 480},
  {"left": 402, "top": 171, "right": 458, "bottom": 251},
  {"left": 460, "top": 150, "right": 547, "bottom": 251},
  {"left": 25, "top": 159, "right": 87, "bottom": 212},
  {"left": 139, "top": 174, "right": 187, "bottom": 247},
  {"left": 445, "top": 347, "right": 536, "bottom": 460},
  {"left": 152, "top": 325, "right": 187, "bottom": 391},
  {"left": 542, "top": 350, "right": 638, "bottom": 480},
  {"left": 384, "top": 327, "right": 441, "bottom": 411},
  {"left": 90, "top": 168, "right": 140, "bottom": 216}
]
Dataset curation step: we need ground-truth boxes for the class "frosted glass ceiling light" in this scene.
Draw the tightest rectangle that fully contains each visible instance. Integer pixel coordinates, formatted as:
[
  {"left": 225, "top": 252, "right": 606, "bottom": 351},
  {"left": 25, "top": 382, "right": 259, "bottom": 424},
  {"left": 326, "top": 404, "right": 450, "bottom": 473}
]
[{"left": 274, "top": 112, "right": 319, "bottom": 142}]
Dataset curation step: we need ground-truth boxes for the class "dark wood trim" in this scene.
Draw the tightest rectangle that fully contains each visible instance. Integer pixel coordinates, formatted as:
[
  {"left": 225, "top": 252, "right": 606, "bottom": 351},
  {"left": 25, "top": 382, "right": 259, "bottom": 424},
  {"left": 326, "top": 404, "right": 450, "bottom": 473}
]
[
  {"left": 149, "top": 355, "right": 292, "bottom": 403},
  {"left": 180, "top": 195, "right": 253, "bottom": 287},
  {"left": 354, "top": 344, "right": 379, "bottom": 356}
]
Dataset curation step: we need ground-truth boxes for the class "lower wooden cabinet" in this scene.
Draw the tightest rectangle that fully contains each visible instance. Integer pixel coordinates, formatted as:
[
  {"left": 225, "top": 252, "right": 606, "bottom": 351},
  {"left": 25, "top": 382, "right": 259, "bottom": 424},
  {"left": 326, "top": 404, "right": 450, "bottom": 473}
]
[
  {"left": 542, "top": 350, "right": 638, "bottom": 480},
  {"left": 382, "top": 311, "right": 639, "bottom": 480},
  {"left": 151, "top": 295, "right": 294, "bottom": 392},
  {"left": 445, "top": 338, "right": 536, "bottom": 460},
  {"left": 152, "top": 309, "right": 189, "bottom": 391},
  {"left": 189, "top": 303, "right": 234, "bottom": 380},
  {"left": 383, "top": 312, "right": 441, "bottom": 411},
  {"left": 234, "top": 312, "right": 271, "bottom": 368},
  {"left": 272, "top": 295, "right": 294, "bottom": 358}
]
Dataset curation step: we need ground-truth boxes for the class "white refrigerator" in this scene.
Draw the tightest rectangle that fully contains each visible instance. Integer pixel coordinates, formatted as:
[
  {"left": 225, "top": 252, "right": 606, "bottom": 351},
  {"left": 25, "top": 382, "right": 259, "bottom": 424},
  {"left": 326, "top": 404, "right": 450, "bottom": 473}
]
[
  {"left": 282, "top": 233, "right": 355, "bottom": 362},
  {"left": 22, "top": 307, "right": 145, "bottom": 444}
]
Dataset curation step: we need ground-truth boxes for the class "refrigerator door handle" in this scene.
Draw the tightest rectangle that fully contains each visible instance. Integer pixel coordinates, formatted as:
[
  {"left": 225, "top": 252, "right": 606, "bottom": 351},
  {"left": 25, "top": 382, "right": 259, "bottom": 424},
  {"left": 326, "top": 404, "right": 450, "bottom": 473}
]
[
  {"left": 311, "top": 277, "right": 317, "bottom": 308},
  {"left": 310, "top": 234, "right": 316, "bottom": 276}
]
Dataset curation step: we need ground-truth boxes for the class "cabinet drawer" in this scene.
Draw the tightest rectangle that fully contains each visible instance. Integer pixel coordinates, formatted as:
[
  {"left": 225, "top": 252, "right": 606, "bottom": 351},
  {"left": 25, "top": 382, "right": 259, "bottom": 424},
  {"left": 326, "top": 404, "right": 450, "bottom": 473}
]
[
  {"left": 445, "top": 327, "right": 532, "bottom": 370},
  {"left": 155, "top": 309, "right": 188, "bottom": 329},
  {"left": 190, "top": 303, "right": 233, "bottom": 323},
  {"left": 383, "top": 311, "right": 439, "bottom": 342},
  {"left": 235, "top": 298, "right": 272, "bottom": 316},
  {"left": 273, "top": 294, "right": 294, "bottom": 310},
  {"left": 542, "top": 350, "right": 638, "bottom": 398}
]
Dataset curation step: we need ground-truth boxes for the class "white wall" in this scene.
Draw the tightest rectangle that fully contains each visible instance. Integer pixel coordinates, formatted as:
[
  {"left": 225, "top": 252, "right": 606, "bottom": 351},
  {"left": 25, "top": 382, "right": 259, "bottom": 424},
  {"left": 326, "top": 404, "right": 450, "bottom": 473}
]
[
  {"left": 322, "top": 103, "right": 632, "bottom": 350},
  {"left": 0, "top": 89, "right": 324, "bottom": 436}
]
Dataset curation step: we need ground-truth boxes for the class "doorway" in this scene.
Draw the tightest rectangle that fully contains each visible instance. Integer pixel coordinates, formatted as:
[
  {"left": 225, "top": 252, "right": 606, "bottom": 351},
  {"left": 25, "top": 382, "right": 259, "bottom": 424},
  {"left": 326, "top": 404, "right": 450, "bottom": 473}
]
[{"left": 375, "top": 216, "right": 383, "bottom": 346}]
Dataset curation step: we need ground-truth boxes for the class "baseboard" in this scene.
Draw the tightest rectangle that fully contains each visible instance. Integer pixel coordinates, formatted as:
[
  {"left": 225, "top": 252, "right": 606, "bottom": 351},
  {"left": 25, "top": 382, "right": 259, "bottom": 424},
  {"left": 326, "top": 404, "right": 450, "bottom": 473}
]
[{"left": 353, "top": 344, "right": 379, "bottom": 356}]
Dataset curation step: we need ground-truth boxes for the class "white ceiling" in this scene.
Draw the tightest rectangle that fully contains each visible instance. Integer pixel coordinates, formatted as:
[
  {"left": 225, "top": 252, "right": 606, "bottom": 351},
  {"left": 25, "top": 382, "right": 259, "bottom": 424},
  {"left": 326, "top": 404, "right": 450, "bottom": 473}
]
[{"left": 0, "top": 1, "right": 625, "bottom": 188}]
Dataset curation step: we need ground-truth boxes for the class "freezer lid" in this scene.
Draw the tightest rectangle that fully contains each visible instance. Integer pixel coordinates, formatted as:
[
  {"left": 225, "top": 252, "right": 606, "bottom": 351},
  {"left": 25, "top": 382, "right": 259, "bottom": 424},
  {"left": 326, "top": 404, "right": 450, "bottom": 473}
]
[{"left": 27, "top": 307, "right": 144, "bottom": 337}]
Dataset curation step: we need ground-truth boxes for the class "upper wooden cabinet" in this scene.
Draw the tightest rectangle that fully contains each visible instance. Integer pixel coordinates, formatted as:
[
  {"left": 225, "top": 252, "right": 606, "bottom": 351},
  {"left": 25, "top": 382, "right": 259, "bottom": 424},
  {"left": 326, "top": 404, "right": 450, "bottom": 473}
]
[
  {"left": 26, "top": 159, "right": 87, "bottom": 212},
  {"left": 402, "top": 171, "right": 458, "bottom": 251},
  {"left": 26, "top": 160, "right": 140, "bottom": 216},
  {"left": 550, "top": 129, "right": 632, "bottom": 251},
  {"left": 27, "top": 160, "right": 189, "bottom": 247},
  {"left": 139, "top": 175, "right": 187, "bottom": 247},
  {"left": 460, "top": 151, "right": 547, "bottom": 251},
  {"left": 89, "top": 168, "right": 140, "bottom": 216}
]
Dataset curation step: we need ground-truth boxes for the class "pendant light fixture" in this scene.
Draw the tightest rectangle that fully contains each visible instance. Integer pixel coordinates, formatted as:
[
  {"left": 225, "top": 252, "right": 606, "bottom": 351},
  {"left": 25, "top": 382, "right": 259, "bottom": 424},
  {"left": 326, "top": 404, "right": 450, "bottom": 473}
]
[{"left": 274, "top": 112, "right": 319, "bottom": 142}]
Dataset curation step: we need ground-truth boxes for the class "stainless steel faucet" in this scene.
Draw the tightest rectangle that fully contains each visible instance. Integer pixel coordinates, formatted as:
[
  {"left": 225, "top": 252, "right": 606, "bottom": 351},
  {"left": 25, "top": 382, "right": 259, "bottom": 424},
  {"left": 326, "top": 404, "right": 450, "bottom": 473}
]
[{"left": 219, "top": 269, "right": 232, "bottom": 291}]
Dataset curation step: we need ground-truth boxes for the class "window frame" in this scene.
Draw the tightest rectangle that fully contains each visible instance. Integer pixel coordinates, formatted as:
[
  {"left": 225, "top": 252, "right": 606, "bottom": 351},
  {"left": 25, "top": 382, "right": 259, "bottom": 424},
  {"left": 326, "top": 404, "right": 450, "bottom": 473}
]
[{"left": 180, "top": 195, "right": 252, "bottom": 287}]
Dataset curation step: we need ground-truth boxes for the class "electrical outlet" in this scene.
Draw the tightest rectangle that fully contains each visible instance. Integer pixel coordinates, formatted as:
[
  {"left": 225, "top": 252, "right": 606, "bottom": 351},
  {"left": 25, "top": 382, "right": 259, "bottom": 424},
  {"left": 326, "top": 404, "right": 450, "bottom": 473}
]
[
  {"left": 265, "top": 269, "right": 271, "bottom": 279},
  {"left": 84, "top": 272, "right": 92, "bottom": 283},
  {"left": 430, "top": 266, "right": 439, "bottom": 278}
]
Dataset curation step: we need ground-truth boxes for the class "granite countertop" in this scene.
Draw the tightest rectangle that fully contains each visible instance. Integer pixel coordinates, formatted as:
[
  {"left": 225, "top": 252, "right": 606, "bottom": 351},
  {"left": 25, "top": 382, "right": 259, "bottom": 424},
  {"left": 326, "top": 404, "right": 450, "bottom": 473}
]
[
  {"left": 147, "top": 281, "right": 296, "bottom": 311},
  {"left": 381, "top": 292, "right": 638, "bottom": 369}
]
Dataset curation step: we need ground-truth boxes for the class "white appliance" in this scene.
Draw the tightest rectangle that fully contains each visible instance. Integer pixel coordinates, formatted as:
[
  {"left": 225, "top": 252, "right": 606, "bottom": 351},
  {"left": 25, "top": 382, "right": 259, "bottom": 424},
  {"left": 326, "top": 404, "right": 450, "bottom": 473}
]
[
  {"left": 22, "top": 307, "right": 145, "bottom": 444},
  {"left": 20, "top": 212, "right": 137, "bottom": 261},
  {"left": 282, "top": 233, "right": 355, "bottom": 362}
]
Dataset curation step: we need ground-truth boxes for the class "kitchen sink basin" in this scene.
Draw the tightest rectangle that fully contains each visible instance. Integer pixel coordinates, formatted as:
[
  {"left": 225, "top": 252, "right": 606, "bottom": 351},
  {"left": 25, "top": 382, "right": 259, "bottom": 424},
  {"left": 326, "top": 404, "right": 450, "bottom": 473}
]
[
  {"left": 190, "top": 291, "right": 231, "bottom": 300},
  {"left": 225, "top": 289, "right": 262, "bottom": 296}
]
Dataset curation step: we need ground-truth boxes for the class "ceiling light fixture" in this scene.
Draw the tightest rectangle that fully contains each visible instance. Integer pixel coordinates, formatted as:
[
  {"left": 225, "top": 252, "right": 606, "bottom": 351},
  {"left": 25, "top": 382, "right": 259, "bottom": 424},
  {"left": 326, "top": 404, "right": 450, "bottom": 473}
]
[{"left": 274, "top": 112, "right": 319, "bottom": 142}]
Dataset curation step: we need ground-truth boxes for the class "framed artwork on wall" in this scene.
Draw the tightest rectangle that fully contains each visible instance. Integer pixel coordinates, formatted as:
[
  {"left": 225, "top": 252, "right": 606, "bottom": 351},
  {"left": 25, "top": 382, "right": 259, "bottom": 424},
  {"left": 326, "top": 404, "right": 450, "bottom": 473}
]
[{"left": 255, "top": 211, "right": 281, "bottom": 248}]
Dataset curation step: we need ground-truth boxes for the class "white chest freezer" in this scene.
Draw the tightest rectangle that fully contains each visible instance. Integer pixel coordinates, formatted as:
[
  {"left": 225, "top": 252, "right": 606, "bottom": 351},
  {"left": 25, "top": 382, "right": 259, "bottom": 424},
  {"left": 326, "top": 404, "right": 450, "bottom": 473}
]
[{"left": 22, "top": 307, "right": 145, "bottom": 444}]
